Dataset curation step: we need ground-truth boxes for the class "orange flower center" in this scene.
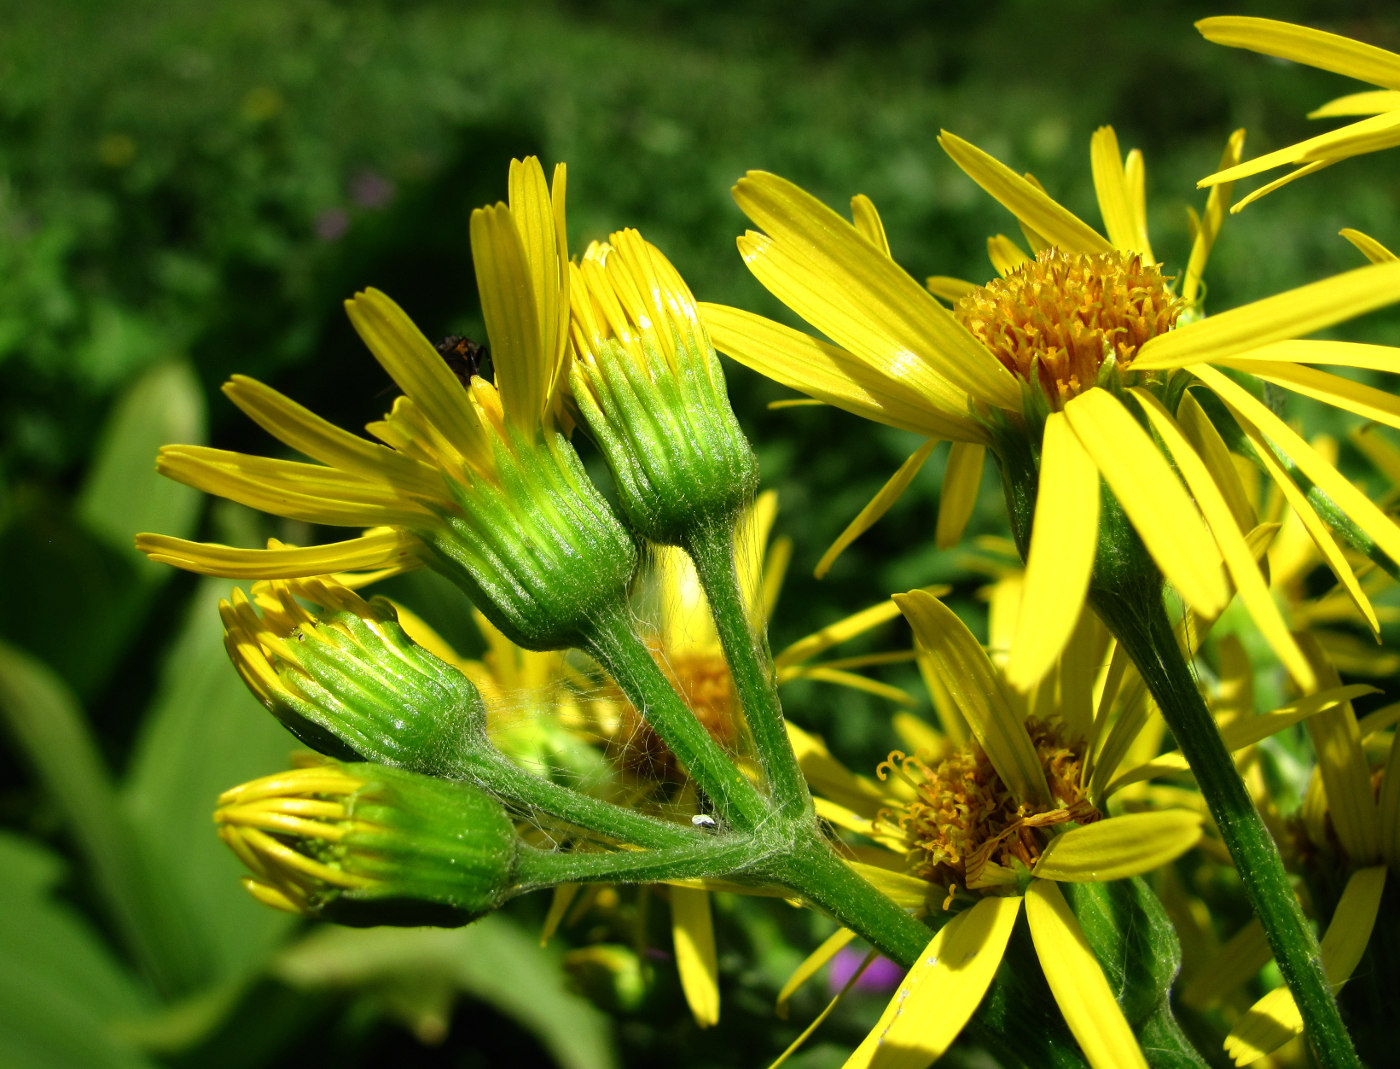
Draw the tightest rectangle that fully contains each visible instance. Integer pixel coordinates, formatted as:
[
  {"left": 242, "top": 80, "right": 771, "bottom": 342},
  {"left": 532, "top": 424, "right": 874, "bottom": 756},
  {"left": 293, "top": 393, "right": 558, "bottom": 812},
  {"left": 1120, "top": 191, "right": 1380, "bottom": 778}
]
[
  {"left": 954, "top": 248, "right": 1181, "bottom": 407},
  {"left": 876, "top": 718, "right": 1099, "bottom": 891}
]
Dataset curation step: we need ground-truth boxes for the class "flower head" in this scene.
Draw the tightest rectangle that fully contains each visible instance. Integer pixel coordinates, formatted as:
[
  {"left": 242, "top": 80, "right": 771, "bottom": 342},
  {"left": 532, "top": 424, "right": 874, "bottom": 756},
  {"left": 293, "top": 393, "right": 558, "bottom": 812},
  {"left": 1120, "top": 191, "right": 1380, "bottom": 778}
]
[
  {"left": 220, "top": 575, "right": 485, "bottom": 774},
  {"left": 703, "top": 128, "right": 1400, "bottom": 691},
  {"left": 569, "top": 229, "right": 758, "bottom": 544},
  {"left": 216, "top": 761, "right": 519, "bottom": 927},
  {"left": 137, "top": 158, "right": 637, "bottom": 651}
]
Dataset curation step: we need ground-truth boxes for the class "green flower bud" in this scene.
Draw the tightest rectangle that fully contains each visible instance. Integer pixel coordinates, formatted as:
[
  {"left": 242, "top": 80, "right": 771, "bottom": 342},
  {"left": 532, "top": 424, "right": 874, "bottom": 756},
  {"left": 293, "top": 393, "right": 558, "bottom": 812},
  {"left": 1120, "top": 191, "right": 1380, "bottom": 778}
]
[
  {"left": 215, "top": 762, "right": 518, "bottom": 927},
  {"left": 421, "top": 423, "right": 639, "bottom": 651},
  {"left": 569, "top": 230, "right": 759, "bottom": 545},
  {"left": 221, "top": 576, "right": 485, "bottom": 776}
]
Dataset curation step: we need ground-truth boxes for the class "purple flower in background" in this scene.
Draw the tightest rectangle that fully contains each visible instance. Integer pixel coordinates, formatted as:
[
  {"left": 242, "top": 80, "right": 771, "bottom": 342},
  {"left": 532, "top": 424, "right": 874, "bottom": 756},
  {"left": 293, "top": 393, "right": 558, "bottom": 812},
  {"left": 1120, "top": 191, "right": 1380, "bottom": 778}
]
[
  {"left": 351, "top": 170, "right": 395, "bottom": 210},
  {"left": 315, "top": 209, "right": 349, "bottom": 242},
  {"left": 829, "top": 946, "right": 902, "bottom": 996}
]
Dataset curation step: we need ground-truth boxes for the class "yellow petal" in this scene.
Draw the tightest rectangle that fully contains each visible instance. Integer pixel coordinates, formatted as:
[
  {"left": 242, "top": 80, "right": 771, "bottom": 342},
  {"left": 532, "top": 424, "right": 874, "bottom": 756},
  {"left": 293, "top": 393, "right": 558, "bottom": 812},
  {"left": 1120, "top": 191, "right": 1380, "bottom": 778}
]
[
  {"left": 935, "top": 442, "right": 985, "bottom": 550},
  {"left": 1181, "top": 920, "right": 1271, "bottom": 1008},
  {"left": 1032, "top": 811, "right": 1203, "bottom": 882},
  {"left": 1340, "top": 226, "right": 1398, "bottom": 263},
  {"left": 135, "top": 529, "right": 419, "bottom": 579},
  {"left": 939, "top": 131, "right": 1113, "bottom": 256},
  {"left": 507, "top": 157, "right": 569, "bottom": 402},
  {"left": 895, "top": 590, "right": 1049, "bottom": 805},
  {"left": 701, "top": 302, "right": 983, "bottom": 440},
  {"left": 816, "top": 441, "right": 940, "bottom": 578},
  {"left": 847, "top": 863, "right": 934, "bottom": 911},
  {"left": 925, "top": 275, "right": 976, "bottom": 302},
  {"left": 843, "top": 896, "right": 1021, "bottom": 1069},
  {"left": 1195, "top": 363, "right": 1400, "bottom": 579},
  {"left": 1183, "top": 130, "right": 1246, "bottom": 306},
  {"left": 1134, "top": 259, "right": 1400, "bottom": 370},
  {"left": 1175, "top": 388, "right": 1255, "bottom": 534},
  {"left": 777, "top": 928, "right": 857, "bottom": 1018},
  {"left": 1006, "top": 411, "right": 1100, "bottom": 691},
  {"left": 986, "top": 234, "right": 1030, "bottom": 277},
  {"left": 1090, "top": 127, "right": 1152, "bottom": 259},
  {"left": 1220, "top": 358, "right": 1400, "bottom": 431},
  {"left": 1025, "top": 881, "right": 1149, "bottom": 1069},
  {"left": 1130, "top": 390, "right": 1314, "bottom": 689},
  {"left": 850, "top": 194, "right": 890, "bottom": 256},
  {"left": 1296, "top": 634, "right": 1380, "bottom": 861},
  {"left": 1062, "top": 389, "right": 1228, "bottom": 615},
  {"left": 1313, "top": 89, "right": 1400, "bottom": 118},
  {"left": 671, "top": 886, "right": 720, "bottom": 1027},
  {"left": 471, "top": 203, "right": 547, "bottom": 430},
  {"left": 732, "top": 173, "right": 1021, "bottom": 410},
  {"left": 1223, "top": 866, "right": 1387, "bottom": 1065},
  {"left": 343, "top": 289, "right": 487, "bottom": 460},
  {"left": 1202, "top": 111, "right": 1400, "bottom": 186},
  {"left": 1196, "top": 16, "right": 1400, "bottom": 91}
]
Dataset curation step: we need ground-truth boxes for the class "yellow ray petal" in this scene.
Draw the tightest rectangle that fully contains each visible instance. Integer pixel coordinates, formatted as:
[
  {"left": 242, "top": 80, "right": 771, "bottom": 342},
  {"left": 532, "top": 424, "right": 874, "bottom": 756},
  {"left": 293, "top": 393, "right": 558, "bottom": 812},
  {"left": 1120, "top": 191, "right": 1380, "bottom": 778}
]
[
  {"left": 939, "top": 131, "right": 1113, "bottom": 256},
  {"left": 1184, "top": 130, "right": 1246, "bottom": 306},
  {"left": 701, "top": 302, "right": 983, "bottom": 440},
  {"left": 776, "top": 927, "right": 857, "bottom": 1019},
  {"left": 1090, "top": 127, "right": 1152, "bottom": 259},
  {"left": 1062, "top": 389, "right": 1227, "bottom": 615},
  {"left": 671, "top": 885, "right": 719, "bottom": 1028},
  {"left": 1194, "top": 363, "right": 1400, "bottom": 576},
  {"left": 1227, "top": 159, "right": 1336, "bottom": 213},
  {"left": 1221, "top": 358, "right": 1400, "bottom": 432},
  {"left": 471, "top": 203, "right": 547, "bottom": 430},
  {"left": 850, "top": 194, "right": 890, "bottom": 256},
  {"left": 1196, "top": 17, "right": 1400, "bottom": 91},
  {"left": 344, "top": 289, "right": 486, "bottom": 460},
  {"left": 843, "top": 896, "right": 1021, "bottom": 1069},
  {"left": 1006, "top": 411, "right": 1100, "bottom": 692},
  {"left": 1340, "top": 227, "right": 1398, "bottom": 263},
  {"left": 925, "top": 275, "right": 976, "bottom": 302},
  {"left": 507, "top": 157, "right": 569, "bottom": 402},
  {"left": 1138, "top": 260, "right": 1400, "bottom": 369},
  {"left": 1182, "top": 920, "right": 1271, "bottom": 1009},
  {"left": 1025, "top": 880, "right": 1149, "bottom": 1069},
  {"left": 1313, "top": 89, "right": 1400, "bottom": 118},
  {"left": 732, "top": 173, "right": 1020, "bottom": 409},
  {"left": 1032, "top": 811, "right": 1203, "bottom": 882},
  {"left": 1176, "top": 388, "right": 1255, "bottom": 534},
  {"left": 815, "top": 440, "right": 940, "bottom": 578},
  {"left": 1223, "top": 866, "right": 1387, "bottom": 1066},
  {"left": 986, "top": 234, "right": 1031, "bottom": 277},
  {"left": 895, "top": 590, "right": 1049, "bottom": 804},
  {"left": 1130, "top": 390, "right": 1314, "bottom": 688},
  {"left": 135, "top": 529, "right": 419, "bottom": 579},
  {"left": 1202, "top": 111, "right": 1400, "bottom": 187},
  {"left": 847, "top": 863, "right": 933, "bottom": 911},
  {"left": 935, "top": 442, "right": 985, "bottom": 550},
  {"left": 1296, "top": 634, "right": 1380, "bottom": 861}
]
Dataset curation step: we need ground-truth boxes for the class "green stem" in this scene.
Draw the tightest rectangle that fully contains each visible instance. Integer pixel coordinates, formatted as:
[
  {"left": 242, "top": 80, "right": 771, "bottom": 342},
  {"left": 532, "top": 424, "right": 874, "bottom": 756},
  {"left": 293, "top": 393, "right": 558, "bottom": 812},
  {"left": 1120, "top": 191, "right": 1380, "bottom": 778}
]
[
  {"left": 1092, "top": 588, "right": 1359, "bottom": 1069},
  {"left": 455, "top": 747, "right": 700, "bottom": 850},
  {"left": 683, "top": 519, "right": 812, "bottom": 821},
  {"left": 513, "top": 834, "right": 758, "bottom": 890},
  {"left": 580, "top": 600, "right": 770, "bottom": 831}
]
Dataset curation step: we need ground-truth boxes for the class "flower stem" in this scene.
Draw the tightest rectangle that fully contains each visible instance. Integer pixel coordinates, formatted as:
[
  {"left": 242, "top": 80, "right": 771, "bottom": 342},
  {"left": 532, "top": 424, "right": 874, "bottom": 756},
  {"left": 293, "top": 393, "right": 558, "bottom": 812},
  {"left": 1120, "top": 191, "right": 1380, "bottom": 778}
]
[
  {"left": 683, "top": 518, "right": 812, "bottom": 821},
  {"left": 512, "top": 834, "right": 759, "bottom": 890},
  {"left": 454, "top": 747, "right": 701, "bottom": 849},
  {"left": 1092, "top": 584, "right": 1360, "bottom": 1069},
  {"left": 580, "top": 601, "right": 771, "bottom": 831}
]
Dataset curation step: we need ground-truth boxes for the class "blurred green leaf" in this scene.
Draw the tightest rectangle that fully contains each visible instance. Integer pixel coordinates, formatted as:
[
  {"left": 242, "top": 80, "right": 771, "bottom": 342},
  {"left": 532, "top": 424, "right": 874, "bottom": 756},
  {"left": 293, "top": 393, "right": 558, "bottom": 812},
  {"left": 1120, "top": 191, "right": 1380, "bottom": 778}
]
[
  {"left": 0, "top": 640, "right": 206, "bottom": 996},
  {"left": 273, "top": 914, "right": 619, "bottom": 1069},
  {"left": 121, "top": 578, "right": 299, "bottom": 985},
  {"left": 0, "top": 833, "right": 158, "bottom": 1069},
  {"left": 76, "top": 359, "right": 206, "bottom": 565}
]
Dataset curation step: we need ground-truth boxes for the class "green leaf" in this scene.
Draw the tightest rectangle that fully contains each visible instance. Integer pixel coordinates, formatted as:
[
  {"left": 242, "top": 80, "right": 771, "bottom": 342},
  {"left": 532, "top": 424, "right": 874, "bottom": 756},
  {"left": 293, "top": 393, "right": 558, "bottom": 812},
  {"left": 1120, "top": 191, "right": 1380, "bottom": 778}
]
[
  {"left": 0, "top": 832, "right": 157, "bottom": 1069},
  {"left": 76, "top": 360, "right": 206, "bottom": 567},
  {"left": 120, "top": 578, "right": 302, "bottom": 985},
  {"left": 272, "top": 915, "right": 619, "bottom": 1069},
  {"left": 0, "top": 640, "right": 205, "bottom": 997}
]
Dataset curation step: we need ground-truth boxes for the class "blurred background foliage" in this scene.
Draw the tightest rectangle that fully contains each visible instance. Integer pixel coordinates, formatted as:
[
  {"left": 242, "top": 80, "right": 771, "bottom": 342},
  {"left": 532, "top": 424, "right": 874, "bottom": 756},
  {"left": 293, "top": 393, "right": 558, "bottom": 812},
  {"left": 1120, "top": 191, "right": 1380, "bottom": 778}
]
[{"left": 2, "top": 1, "right": 1398, "bottom": 1066}]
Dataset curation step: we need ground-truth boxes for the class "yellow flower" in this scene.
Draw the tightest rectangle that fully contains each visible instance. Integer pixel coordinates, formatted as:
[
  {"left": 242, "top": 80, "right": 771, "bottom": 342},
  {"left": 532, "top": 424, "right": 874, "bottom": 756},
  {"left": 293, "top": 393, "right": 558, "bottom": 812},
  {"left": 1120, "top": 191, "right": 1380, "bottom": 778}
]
[
  {"left": 782, "top": 589, "right": 1205, "bottom": 1069},
  {"left": 1197, "top": 17, "right": 1400, "bottom": 207},
  {"left": 702, "top": 127, "right": 1400, "bottom": 692},
  {"left": 137, "top": 159, "right": 636, "bottom": 649}
]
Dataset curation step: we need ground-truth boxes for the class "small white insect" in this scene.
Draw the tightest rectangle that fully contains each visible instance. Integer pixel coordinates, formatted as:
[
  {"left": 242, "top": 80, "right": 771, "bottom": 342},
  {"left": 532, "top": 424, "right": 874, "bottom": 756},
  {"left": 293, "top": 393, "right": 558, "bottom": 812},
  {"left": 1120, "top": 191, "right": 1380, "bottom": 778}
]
[{"left": 691, "top": 813, "right": 718, "bottom": 831}]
